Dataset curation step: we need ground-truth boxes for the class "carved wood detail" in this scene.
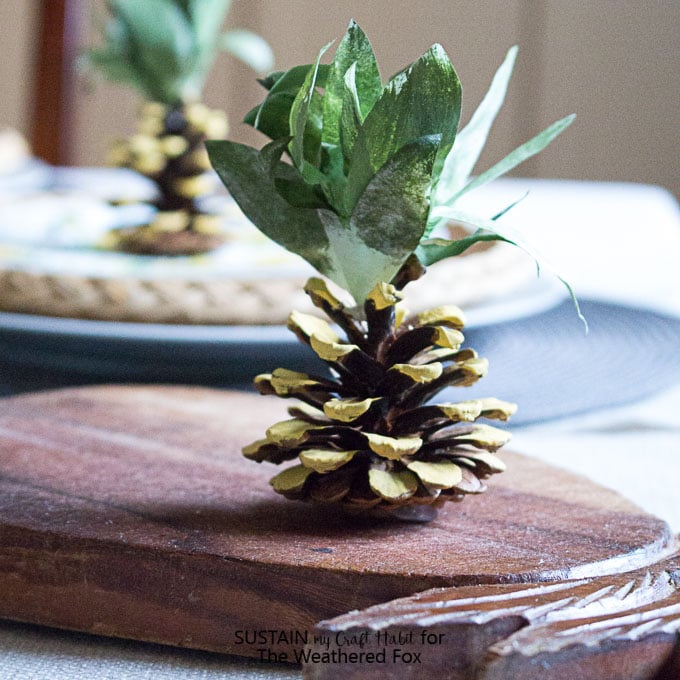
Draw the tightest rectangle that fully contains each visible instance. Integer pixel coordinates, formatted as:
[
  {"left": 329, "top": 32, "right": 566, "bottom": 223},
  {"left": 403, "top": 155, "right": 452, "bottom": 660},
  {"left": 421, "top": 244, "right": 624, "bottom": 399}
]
[{"left": 307, "top": 554, "right": 680, "bottom": 679}]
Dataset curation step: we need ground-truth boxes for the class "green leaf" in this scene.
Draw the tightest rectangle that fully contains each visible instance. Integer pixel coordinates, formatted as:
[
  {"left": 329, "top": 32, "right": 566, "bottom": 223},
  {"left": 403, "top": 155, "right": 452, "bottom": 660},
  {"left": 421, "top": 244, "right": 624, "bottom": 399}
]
[
  {"left": 256, "top": 70, "right": 285, "bottom": 90},
  {"left": 273, "top": 157, "right": 331, "bottom": 209},
  {"left": 206, "top": 139, "right": 331, "bottom": 274},
  {"left": 444, "top": 114, "right": 576, "bottom": 206},
  {"left": 289, "top": 43, "right": 332, "bottom": 170},
  {"left": 210, "top": 25, "right": 580, "bottom": 320},
  {"left": 319, "top": 143, "right": 349, "bottom": 215},
  {"left": 269, "top": 63, "right": 330, "bottom": 95},
  {"left": 185, "top": 0, "right": 231, "bottom": 53},
  {"left": 112, "top": 0, "right": 197, "bottom": 102},
  {"left": 321, "top": 135, "right": 439, "bottom": 303},
  {"left": 491, "top": 191, "right": 529, "bottom": 220},
  {"left": 428, "top": 205, "right": 587, "bottom": 329},
  {"left": 275, "top": 177, "right": 329, "bottom": 208},
  {"left": 220, "top": 29, "right": 274, "bottom": 73},
  {"left": 82, "top": 48, "right": 146, "bottom": 90},
  {"left": 339, "top": 63, "right": 362, "bottom": 166},
  {"left": 352, "top": 135, "right": 439, "bottom": 258},
  {"left": 322, "top": 20, "right": 381, "bottom": 147},
  {"left": 417, "top": 231, "right": 510, "bottom": 266},
  {"left": 82, "top": 11, "right": 155, "bottom": 96},
  {"left": 244, "top": 92, "right": 297, "bottom": 140},
  {"left": 244, "top": 64, "right": 331, "bottom": 139},
  {"left": 434, "top": 45, "right": 518, "bottom": 208},
  {"left": 347, "top": 44, "right": 461, "bottom": 215}
]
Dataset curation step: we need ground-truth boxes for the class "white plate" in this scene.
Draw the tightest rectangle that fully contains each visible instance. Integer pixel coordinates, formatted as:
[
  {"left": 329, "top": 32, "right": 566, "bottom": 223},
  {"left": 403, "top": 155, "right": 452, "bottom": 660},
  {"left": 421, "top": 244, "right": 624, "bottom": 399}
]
[{"left": 0, "top": 160, "right": 53, "bottom": 194}]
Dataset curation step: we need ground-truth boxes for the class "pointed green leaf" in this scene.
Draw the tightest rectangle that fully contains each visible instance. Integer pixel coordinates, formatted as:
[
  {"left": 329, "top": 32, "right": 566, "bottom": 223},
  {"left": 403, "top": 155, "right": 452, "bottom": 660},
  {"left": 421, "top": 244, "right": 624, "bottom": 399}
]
[
  {"left": 339, "top": 63, "right": 362, "bottom": 166},
  {"left": 256, "top": 70, "right": 285, "bottom": 90},
  {"left": 350, "top": 134, "right": 438, "bottom": 259},
  {"left": 185, "top": 0, "right": 231, "bottom": 52},
  {"left": 347, "top": 44, "right": 461, "bottom": 212},
  {"left": 220, "top": 29, "right": 274, "bottom": 73},
  {"left": 112, "top": 0, "right": 196, "bottom": 102},
  {"left": 491, "top": 191, "right": 530, "bottom": 221},
  {"left": 244, "top": 63, "right": 330, "bottom": 139},
  {"left": 417, "top": 231, "right": 510, "bottom": 266},
  {"left": 445, "top": 114, "right": 576, "bottom": 205},
  {"left": 206, "top": 138, "right": 331, "bottom": 274},
  {"left": 82, "top": 48, "right": 146, "bottom": 90},
  {"left": 274, "top": 169, "right": 330, "bottom": 209},
  {"left": 244, "top": 92, "right": 297, "bottom": 140},
  {"left": 319, "top": 143, "right": 349, "bottom": 215},
  {"left": 289, "top": 43, "right": 332, "bottom": 170},
  {"left": 180, "top": 1, "right": 236, "bottom": 95},
  {"left": 323, "top": 20, "right": 381, "bottom": 146},
  {"left": 269, "top": 63, "right": 330, "bottom": 95},
  {"left": 428, "top": 205, "right": 587, "bottom": 329},
  {"left": 85, "top": 13, "right": 146, "bottom": 97},
  {"left": 306, "top": 92, "right": 326, "bottom": 168},
  {"left": 320, "top": 135, "right": 439, "bottom": 302},
  {"left": 435, "top": 46, "right": 518, "bottom": 207}
]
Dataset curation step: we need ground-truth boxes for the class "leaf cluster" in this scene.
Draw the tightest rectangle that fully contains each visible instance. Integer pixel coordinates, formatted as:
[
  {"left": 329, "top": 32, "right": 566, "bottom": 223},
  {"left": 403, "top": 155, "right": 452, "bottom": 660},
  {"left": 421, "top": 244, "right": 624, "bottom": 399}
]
[
  {"left": 83, "top": 0, "right": 274, "bottom": 104},
  {"left": 207, "top": 21, "right": 577, "bottom": 308}
]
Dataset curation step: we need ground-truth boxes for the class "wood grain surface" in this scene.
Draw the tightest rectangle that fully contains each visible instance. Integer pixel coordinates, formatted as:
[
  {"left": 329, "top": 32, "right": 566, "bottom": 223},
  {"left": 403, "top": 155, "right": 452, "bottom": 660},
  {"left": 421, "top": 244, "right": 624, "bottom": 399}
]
[{"left": 0, "top": 385, "right": 676, "bottom": 664}]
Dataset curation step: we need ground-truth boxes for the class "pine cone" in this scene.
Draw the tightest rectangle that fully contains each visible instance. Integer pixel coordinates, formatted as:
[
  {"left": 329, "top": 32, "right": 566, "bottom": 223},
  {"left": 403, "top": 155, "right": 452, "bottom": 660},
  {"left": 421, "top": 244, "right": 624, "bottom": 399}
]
[
  {"left": 108, "top": 102, "right": 228, "bottom": 255},
  {"left": 244, "top": 278, "right": 516, "bottom": 514}
]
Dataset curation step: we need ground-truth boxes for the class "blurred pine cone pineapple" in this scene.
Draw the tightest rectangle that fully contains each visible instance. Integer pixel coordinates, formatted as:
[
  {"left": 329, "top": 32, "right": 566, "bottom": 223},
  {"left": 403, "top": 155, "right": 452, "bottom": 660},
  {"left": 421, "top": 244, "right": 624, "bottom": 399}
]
[{"left": 84, "top": 0, "right": 273, "bottom": 254}]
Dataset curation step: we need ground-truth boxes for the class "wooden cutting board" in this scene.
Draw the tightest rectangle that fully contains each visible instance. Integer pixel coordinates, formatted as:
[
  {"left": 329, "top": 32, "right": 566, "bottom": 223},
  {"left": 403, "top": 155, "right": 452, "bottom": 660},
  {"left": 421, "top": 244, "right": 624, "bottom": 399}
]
[{"left": 0, "top": 385, "right": 677, "bottom": 675}]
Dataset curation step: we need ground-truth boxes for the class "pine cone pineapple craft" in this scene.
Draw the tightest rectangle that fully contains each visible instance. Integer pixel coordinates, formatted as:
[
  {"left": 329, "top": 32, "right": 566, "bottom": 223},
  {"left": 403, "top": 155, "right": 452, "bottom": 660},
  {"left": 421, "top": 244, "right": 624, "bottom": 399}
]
[
  {"left": 207, "top": 21, "right": 579, "bottom": 514},
  {"left": 84, "top": 0, "right": 273, "bottom": 255}
]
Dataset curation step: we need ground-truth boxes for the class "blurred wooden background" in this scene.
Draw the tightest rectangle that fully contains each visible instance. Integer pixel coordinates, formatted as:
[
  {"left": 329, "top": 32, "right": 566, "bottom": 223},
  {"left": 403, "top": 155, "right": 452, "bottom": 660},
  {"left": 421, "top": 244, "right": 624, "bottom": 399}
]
[{"left": 1, "top": 0, "right": 678, "bottom": 197}]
